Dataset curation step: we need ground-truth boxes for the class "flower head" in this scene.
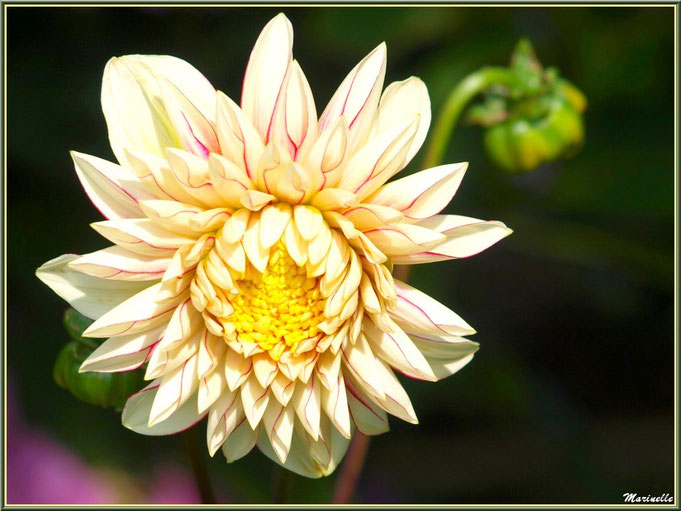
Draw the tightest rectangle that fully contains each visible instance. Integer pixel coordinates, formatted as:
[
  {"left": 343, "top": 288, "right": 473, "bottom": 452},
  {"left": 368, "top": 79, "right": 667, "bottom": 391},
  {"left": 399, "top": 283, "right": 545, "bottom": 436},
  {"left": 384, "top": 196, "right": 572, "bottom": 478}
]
[{"left": 37, "top": 13, "right": 511, "bottom": 477}]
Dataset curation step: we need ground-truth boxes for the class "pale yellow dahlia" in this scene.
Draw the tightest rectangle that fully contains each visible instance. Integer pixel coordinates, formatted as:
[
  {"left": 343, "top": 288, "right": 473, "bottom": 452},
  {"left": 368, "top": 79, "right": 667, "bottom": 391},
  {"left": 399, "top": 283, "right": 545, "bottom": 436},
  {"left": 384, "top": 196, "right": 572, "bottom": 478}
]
[{"left": 37, "top": 14, "right": 511, "bottom": 477}]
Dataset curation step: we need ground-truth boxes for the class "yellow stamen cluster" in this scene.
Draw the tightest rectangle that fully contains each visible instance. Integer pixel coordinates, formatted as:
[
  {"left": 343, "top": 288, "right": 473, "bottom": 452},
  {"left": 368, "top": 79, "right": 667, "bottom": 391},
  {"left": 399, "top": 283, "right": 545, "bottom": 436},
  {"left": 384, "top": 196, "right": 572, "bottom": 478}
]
[{"left": 229, "top": 242, "right": 325, "bottom": 360}]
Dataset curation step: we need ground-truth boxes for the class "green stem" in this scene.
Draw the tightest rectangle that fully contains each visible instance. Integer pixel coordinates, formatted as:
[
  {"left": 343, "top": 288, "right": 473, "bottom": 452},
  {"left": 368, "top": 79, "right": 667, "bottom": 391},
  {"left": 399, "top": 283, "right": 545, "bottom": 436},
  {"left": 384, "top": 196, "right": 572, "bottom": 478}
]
[
  {"left": 181, "top": 428, "right": 216, "bottom": 504},
  {"left": 272, "top": 464, "right": 294, "bottom": 503},
  {"left": 422, "top": 66, "right": 516, "bottom": 170},
  {"left": 330, "top": 432, "right": 371, "bottom": 504}
]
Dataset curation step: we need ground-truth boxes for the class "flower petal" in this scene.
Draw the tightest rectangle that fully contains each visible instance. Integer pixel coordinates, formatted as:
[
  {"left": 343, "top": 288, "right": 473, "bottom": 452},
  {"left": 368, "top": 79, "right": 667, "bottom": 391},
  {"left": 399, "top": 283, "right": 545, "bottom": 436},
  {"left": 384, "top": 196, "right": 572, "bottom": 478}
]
[
  {"left": 69, "top": 246, "right": 169, "bottom": 281},
  {"left": 80, "top": 325, "right": 164, "bottom": 372},
  {"left": 122, "top": 382, "right": 205, "bottom": 436},
  {"left": 91, "top": 218, "right": 195, "bottom": 257},
  {"left": 391, "top": 216, "right": 512, "bottom": 264},
  {"left": 303, "top": 117, "right": 350, "bottom": 190},
  {"left": 291, "top": 374, "right": 321, "bottom": 440},
  {"left": 259, "top": 203, "right": 292, "bottom": 249},
  {"left": 345, "top": 375, "right": 389, "bottom": 435},
  {"left": 407, "top": 332, "right": 479, "bottom": 380},
  {"left": 392, "top": 279, "right": 475, "bottom": 337},
  {"left": 270, "top": 60, "right": 318, "bottom": 162},
  {"left": 240, "top": 373, "right": 270, "bottom": 428},
  {"left": 102, "top": 55, "right": 216, "bottom": 166},
  {"left": 368, "top": 358, "right": 418, "bottom": 424},
  {"left": 159, "top": 77, "right": 219, "bottom": 158},
  {"left": 206, "top": 388, "right": 241, "bottom": 456},
  {"left": 320, "top": 372, "right": 352, "bottom": 439},
  {"left": 208, "top": 153, "right": 255, "bottom": 208},
  {"left": 363, "top": 223, "right": 445, "bottom": 256},
  {"left": 222, "top": 418, "right": 260, "bottom": 462},
  {"left": 340, "top": 333, "right": 385, "bottom": 400},
  {"left": 83, "top": 282, "right": 184, "bottom": 338},
  {"left": 36, "top": 254, "right": 150, "bottom": 319},
  {"left": 101, "top": 57, "right": 180, "bottom": 165},
  {"left": 215, "top": 91, "right": 265, "bottom": 180},
  {"left": 319, "top": 43, "right": 386, "bottom": 155},
  {"left": 256, "top": 423, "right": 321, "bottom": 478},
  {"left": 148, "top": 354, "right": 199, "bottom": 426},
  {"left": 71, "top": 151, "right": 154, "bottom": 220},
  {"left": 261, "top": 401, "right": 295, "bottom": 463},
  {"left": 337, "top": 115, "right": 420, "bottom": 199},
  {"left": 363, "top": 317, "right": 436, "bottom": 382},
  {"left": 366, "top": 163, "right": 468, "bottom": 221},
  {"left": 371, "top": 76, "right": 431, "bottom": 164},
  {"left": 241, "top": 13, "right": 294, "bottom": 141}
]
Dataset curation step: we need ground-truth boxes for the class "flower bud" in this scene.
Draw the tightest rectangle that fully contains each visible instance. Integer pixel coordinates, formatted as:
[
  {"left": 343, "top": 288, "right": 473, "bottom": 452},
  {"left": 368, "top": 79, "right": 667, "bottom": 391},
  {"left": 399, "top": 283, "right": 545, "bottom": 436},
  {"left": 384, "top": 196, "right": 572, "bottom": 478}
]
[
  {"left": 54, "top": 309, "right": 145, "bottom": 410},
  {"left": 484, "top": 94, "right": 584, "bottom": 174}
]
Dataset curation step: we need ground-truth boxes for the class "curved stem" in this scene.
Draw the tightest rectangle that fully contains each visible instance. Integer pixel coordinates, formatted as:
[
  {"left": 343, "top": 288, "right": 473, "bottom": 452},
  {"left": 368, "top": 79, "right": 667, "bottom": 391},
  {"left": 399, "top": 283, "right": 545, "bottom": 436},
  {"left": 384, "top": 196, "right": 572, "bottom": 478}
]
[
  {"left": 181, "top": 428, "right": 216, "bottom": 504},
  {"left": 330, "top": 432, "right": 371, "bottom": 504},
  {"left": 272, "top": 464, "right": 294, "bottom": 503},
  {"left": 329, "top": 67, "right": 516, "bottom": 506},
  {"left": 422, "top": 66, "right": 516, "bottom": 170}
]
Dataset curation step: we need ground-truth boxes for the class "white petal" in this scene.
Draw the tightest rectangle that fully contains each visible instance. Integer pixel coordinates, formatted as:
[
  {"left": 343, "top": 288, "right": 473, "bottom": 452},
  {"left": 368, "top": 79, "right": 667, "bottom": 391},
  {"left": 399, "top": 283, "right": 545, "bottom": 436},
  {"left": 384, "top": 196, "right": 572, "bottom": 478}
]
[
  {"left": 303, "top": 117, "right": 350, "bottom": 189},
  {"left": 392, "top": 215, "right": 512, "bottom": 264},
  {"left": 363, "top": 223, "right": 445, "bottom": 256},
  {"left": 270, "top": 60, "right": 318, "bottom": 161},
  {"left": 215, "top": 91, "right": 265, "bottom": 181},
  {"left": 165, "top": 148, "right": 224, "bottom": 207},
  {"left": 340, "top": 333, "right": 385, "bottom": 400},
  {"left": 102, "top": 54, "right": 216, "bottom": 166},
  {"left": 256, "top": 423, "right": 321, "bottom": 478},
  {"left": 71, "top": 151, "right": 154, "bottom": 220},
  {"left": 368, "top": 358, "right": 418, "bottom": 424},
  {"left": 122, "top": 382, "right": 205, "bottom": 436},
  {"left": 371, "top": 77, "right": 431, "bottom": 164},
  {"left": 261, "top": 401, "right": 295, "bottom": 462},
  {"left": 320, "top": 372, "right": 352, "bottom": 439},
  {"left": 319, "top": 43, "right": 386, "bottom": 155},
  {"left": 224, "top": 348, "right": 253, "bottom": 391},
  {"left": 159, "top": 77, "right": 219, "bottom": 158},
  {"left": 293, "top": 205, "right": 323, "bottom": 241},
  {"left": 36, "top": 254, "right": 150, "bottom": 319},
  {"left": 407, "top": 332, "right": 480, "bottom": 380},
  {"left": 366, "top": 163, "right": 468, "bottom": 221},
  {"left": 240, "top": 374, "right": 270, "bottom": 428},
  {"left": 208, "top": 152, "right": 255, "bottom": 208},
  {"left": 80, "top": 325, "right": 164, "bottom": 372},
  {"left": 148, "top": 354, "right": 199, "bottom": 426},
  {"left": 309, "top": 188, "right": 358, "bottom": 211},
  {"left": 69, "top": 246, "right": 169, "bottom": 281},
  {"left": 337, "top": 115, "right": 420, "bottom": 199},
  {"left": 291, "top": 375, "right": 321, "bottom": 440},
  {"left": 252, "top": 352, "right": 279, "bottom": 388},
  {"left": 91, "top": 218, "right": 195, "bottom": 257},
  {"left": 241, "top": 13, "right": 294, "bottom": 141},
  {"left": 198, "top": 364, "right": 227, "bottom": 413},
  {"left": 345, "top": 376, "right": 389, "bottom": 435},
  {"left": 83, "top": 282, "right": 183, "bottom": 338},
  {"left": 222, "top": 417, "right": 259, "bottom": 462},
  {"left": 206, "top": 389, "right": 241, "bottom": 456},
  {"left": 363, "top": 317, "right": 436, "bottom": 382},
  {"left": 392, "top": 279, "right": 475, "bottom": 337},
  {"left": 101, "top": 57, "right": 179, "bottom": 165},
  {"left": 260, "top": 203, "right": 292, "bottom": 249}
]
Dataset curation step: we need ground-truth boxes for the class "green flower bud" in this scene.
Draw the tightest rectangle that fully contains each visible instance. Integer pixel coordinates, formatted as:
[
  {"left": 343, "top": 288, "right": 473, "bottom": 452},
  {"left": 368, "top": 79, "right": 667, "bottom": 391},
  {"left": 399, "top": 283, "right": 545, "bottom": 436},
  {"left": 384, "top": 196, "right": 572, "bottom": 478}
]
[
  {"left": 63, "top": 306, "right": 95, "bottom": 340},
  {"left": 484, "top": 87, "right": 585, "bottom": 174},
  {"left": 54, "top": 308, "right": 145, "bottom": 410}
]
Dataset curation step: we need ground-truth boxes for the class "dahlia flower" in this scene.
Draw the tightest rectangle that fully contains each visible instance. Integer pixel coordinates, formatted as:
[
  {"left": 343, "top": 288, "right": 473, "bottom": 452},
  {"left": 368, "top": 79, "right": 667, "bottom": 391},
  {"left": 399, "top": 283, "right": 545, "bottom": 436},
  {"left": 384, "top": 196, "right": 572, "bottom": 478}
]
[{"left": 37, "top": 13, "right": 511, "bottom": 477}]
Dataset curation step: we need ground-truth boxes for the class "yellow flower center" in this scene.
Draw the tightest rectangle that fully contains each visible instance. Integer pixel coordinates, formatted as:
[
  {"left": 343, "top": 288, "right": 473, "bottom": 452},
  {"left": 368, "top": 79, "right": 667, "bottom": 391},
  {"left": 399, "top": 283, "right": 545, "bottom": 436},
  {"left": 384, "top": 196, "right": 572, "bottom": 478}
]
[{"left": 229, "top": 242, "right": 325, "bottom": 360}]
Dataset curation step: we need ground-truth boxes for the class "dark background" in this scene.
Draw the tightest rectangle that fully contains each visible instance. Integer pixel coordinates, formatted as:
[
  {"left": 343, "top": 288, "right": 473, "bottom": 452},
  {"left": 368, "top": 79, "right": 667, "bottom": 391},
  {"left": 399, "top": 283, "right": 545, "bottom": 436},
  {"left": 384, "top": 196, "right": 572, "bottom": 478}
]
[{"left": 6, "top": 5, "right": 675, "bottom": 504}]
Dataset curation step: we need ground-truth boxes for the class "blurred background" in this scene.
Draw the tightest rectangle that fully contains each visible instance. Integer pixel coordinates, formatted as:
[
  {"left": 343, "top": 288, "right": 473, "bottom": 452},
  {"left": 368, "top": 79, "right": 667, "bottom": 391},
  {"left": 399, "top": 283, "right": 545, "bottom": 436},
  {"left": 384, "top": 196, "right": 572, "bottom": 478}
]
[{"left": 6, "top": 5, "right": 675, "bottom": 505}]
